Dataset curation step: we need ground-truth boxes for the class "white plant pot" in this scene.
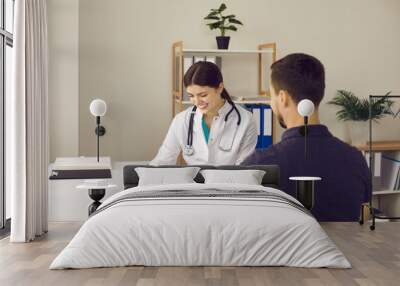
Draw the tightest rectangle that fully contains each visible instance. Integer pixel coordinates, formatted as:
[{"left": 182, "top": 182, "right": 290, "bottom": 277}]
[{"left": 347, "top": 121, "right": 369, "bottom": 146}]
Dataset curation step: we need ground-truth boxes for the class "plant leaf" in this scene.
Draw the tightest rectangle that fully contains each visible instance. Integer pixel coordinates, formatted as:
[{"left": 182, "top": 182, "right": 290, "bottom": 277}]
[
  {"left": 207, "top": 21, "right": 222, "bottom": 30},
  {"left": 204, "top": 15, "right": 220, "bottom": 20},
  {"left": 224, "top": 25, "right": 238, "bottom": 31},
  {"left": 229, "top": 18, "right": 243, "bottom": 25},
  {"left": 328, "top": 89, "right": 394, "bottom": 121},
  {"left": 218, "top": 3, "right": 227, "bottom": 12}
]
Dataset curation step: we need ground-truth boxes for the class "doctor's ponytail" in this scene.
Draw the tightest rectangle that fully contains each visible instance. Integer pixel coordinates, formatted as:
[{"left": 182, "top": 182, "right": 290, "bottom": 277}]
[
  {"left": 221, "top": 88, "right": 234, "bottom": 106},
  {"left": 184, "top": 61, "right": 235, "bottom": 105}
]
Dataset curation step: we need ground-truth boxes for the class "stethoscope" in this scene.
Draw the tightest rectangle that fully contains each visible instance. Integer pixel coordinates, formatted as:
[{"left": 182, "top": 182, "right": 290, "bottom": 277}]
[{"left": 184, "top": 102, "right": 241, "bottom": 156}]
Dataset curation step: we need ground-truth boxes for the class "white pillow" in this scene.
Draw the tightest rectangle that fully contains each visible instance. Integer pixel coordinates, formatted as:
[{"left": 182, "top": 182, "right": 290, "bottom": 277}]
[
  {"left": 200, "top": 169, "right": 266, "bottom": 185},
  {"left": 135, "top": 167, "right": 201, "bottom": 186}
]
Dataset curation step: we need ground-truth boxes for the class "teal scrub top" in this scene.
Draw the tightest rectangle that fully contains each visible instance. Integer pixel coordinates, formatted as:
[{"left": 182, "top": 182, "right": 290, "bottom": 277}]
[{"left": 201, "top": 117, "right": 209, "bottom": 144}]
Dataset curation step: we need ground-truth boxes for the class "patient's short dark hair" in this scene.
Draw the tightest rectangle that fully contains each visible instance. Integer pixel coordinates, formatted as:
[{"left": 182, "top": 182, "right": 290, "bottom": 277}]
[{"left": 271, "top": 53, "right": 325, "bottom": 106}]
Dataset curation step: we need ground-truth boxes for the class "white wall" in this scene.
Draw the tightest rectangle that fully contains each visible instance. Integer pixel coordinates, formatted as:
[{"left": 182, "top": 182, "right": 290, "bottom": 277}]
[
  {"left": 47, "top": 0, "right": 80, "bottom": 162},
  {"left": 49, "top": 0, "right": 400, "bottom": 161}
]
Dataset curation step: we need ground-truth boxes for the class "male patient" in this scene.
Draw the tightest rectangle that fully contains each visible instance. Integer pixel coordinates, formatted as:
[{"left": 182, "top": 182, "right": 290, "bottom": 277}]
[{"left": 242, "top": 53, "right": 370, "bottom": 221}]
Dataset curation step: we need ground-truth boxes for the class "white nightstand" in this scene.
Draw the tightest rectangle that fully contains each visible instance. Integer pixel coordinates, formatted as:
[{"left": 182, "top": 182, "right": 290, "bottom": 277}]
[{"left": 48, "top": 160, "right": 148, "bottom": 222}]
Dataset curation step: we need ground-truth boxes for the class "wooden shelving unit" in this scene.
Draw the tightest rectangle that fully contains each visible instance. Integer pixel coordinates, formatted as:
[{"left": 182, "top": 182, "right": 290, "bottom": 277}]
[
  {"left": 358, "top": 141, "right": 400, "bottom": 152},
  {"left": 181, "top": 49, "right": 276, "bottom": 55},
  {"left": 373, "top": 190, "right": 400, "bottom": 195},
  {"left": 177, "top": 98, "right": 271, "bottom": 105},
  {"left": 359, "top": 141, "right": 400, "bottom": 199},
  {"left": 358, "top": 139, "right": 400, "bottom": 229}
]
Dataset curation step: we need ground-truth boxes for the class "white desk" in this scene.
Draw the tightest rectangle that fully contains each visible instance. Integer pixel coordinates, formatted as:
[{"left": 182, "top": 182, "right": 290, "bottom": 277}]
[{"left": 48, "top": 161, "right": 148, "bottom": 222}]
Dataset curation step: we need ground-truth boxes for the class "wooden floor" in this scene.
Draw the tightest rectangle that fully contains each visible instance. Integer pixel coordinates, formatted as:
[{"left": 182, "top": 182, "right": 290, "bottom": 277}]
[{"left": 0, "top": 222, "right": 399, "bottom": 286}]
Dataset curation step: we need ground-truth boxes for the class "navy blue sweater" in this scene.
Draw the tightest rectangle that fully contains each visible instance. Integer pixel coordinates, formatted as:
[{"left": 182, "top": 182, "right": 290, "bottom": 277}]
[{"left": 242, "top": 125, "right": 371, "bottom": 221}]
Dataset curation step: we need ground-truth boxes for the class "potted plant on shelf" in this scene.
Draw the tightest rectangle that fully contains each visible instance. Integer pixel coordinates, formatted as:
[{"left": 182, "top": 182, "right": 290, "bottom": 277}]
[
  {"left": 328, "top": 90, "right": 394, "bottom": 146},
  {"left": 204, "top": 3, "right": 243, "bottom": 50}
]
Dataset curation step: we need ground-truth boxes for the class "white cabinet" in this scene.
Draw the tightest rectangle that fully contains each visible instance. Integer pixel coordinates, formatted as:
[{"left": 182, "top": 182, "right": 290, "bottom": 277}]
[{"left": 48, "top": 161, "right": 147, "bottom": 222}]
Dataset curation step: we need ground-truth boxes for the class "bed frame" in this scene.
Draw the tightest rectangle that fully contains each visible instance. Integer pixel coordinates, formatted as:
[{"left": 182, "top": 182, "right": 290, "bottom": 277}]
[{"left": 123, "top": 165, "right": 280, "bottom": 189}]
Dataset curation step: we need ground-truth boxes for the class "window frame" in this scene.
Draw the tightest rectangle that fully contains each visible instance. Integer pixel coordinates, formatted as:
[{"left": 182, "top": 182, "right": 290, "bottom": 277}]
[{"left": 0, "top": 0, "right": 14, "bottom": 232}]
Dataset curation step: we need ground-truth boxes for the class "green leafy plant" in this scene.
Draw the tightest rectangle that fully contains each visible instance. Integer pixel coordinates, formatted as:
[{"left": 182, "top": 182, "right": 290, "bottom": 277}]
[
  {"left": 328, "top": 90, "right": 394, "bottom": 121},
  {"left": 204, "top": 3, "right": 243, "bottom": 36}
]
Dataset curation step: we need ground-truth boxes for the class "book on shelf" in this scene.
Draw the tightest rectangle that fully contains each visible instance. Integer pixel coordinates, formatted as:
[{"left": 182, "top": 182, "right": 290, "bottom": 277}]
[
  {"left": 394, "top": 166, "right": 400, "bottom": 190},
  {"left": 381, "top": 152, "right": 400, "bottom": 191},
  {"left": 205, "top": 56, "right": 216, "bottom": 63},
  {"left": 194, "top": 56, "right": 205, "bottom": 63},
  {"left": 245, "top": 104, "right": 273, "bottom": 149},
  {"left": 231, "top": 96, "right": 270, "bottom": 102},
  {"left": 182, "top": 56, "right": 193, "bottom": 101}
]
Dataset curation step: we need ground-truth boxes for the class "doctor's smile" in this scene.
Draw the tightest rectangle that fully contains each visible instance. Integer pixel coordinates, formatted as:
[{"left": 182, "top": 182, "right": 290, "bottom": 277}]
[{"left": 187, "top": 85, "right": 225, "bottom": 114}]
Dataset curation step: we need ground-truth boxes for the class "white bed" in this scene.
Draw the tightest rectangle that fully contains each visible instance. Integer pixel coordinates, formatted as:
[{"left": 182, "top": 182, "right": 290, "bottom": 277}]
[{"left": 50, "top": 183, "right": 351, "bottom": 269}]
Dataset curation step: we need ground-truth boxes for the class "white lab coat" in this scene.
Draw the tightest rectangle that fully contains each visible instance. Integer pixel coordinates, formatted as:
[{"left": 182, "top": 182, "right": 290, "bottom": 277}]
[{"left": 150, "top": 101, "right": 258, "bottom": 166}]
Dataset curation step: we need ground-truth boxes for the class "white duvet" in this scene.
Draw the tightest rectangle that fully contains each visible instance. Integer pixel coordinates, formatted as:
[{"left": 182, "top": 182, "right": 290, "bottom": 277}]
[{"left": 50, "top": 183, "right": 351, "bottom": 269}]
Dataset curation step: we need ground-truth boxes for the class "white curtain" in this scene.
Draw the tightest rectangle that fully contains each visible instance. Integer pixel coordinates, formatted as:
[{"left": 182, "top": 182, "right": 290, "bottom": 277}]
[{"left": 9, "top": 0, "right": 49, "bottom": 242}]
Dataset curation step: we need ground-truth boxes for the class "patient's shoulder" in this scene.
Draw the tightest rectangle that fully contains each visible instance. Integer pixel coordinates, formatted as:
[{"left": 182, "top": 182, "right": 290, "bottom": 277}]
[
  {"left": 330, "top": 137, "right": 366, "bottom": 163},
  {"left": 331, "top": 136, "right": 363, "bottom": 154},
  {"left": 241, "top": 145, "right": 280, "bottom": 166}
]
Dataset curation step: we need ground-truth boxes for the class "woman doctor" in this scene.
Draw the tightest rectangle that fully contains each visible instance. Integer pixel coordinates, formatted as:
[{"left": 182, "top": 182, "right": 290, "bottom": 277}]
[{"left": 150, "top": 61, "right": 258, "bottom": 166}]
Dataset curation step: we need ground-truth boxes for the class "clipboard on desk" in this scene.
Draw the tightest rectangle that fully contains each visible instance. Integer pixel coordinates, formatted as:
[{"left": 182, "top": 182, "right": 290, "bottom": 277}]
[
  {"left": 49, "top": 169, "right": 112, "bottom": 180},
  {"left": 49, "top": 157, "right": 112, "bottom": 180}
]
